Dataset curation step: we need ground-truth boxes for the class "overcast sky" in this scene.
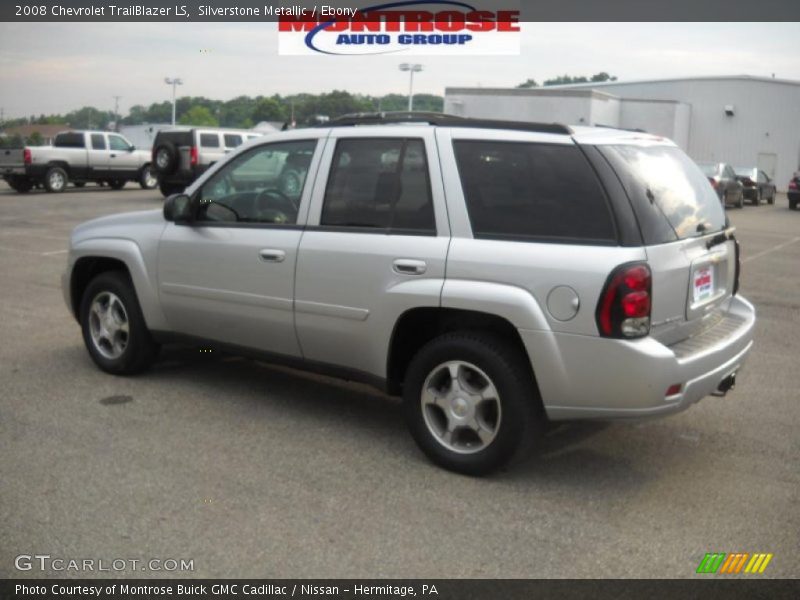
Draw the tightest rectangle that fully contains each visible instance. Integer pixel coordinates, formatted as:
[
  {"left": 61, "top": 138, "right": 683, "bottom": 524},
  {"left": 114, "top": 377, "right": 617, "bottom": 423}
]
[{"left": 0, "top": 22, "right": 798, "bottom": 119}]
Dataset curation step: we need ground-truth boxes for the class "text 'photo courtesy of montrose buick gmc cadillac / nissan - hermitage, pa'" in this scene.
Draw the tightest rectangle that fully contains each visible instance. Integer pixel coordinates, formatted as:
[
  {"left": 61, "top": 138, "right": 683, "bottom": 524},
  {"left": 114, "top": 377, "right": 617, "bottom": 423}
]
[{"left": 61, "top": 113, "right": 755, "bottom": 475}]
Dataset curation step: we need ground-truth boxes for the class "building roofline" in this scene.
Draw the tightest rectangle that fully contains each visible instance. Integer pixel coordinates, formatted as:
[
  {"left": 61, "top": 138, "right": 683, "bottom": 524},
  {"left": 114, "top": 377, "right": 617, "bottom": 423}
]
[
  {"left": 445, "top": 87, "right": 621, "bottom": 100},
  {"left": 543, "top": 74, "right": 800, "bottom": 89}
]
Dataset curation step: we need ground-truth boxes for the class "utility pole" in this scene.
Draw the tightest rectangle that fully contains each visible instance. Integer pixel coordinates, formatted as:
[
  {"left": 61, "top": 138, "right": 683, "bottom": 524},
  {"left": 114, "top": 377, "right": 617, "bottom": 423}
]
[{"left": 112, "top": 95, "right": 122, "bottom": 131}]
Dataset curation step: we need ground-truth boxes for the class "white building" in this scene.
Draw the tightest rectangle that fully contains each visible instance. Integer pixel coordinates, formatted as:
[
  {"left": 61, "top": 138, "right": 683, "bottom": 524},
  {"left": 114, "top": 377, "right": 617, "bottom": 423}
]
[{"left": 445, "top": 76, "right": 800, "bottom": 190}]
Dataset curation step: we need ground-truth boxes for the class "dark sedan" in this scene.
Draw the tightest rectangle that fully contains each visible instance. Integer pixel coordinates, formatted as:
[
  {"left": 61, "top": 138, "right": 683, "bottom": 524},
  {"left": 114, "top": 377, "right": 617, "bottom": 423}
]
[
  {"left": 734, "top": 167, "right": 776, "bottom": 205},
  {"left": 789, "top": 173, "right": 800, "bottom": 210},
  {"left": 698, "top": 162, "right": 744, "bottom": 209}
]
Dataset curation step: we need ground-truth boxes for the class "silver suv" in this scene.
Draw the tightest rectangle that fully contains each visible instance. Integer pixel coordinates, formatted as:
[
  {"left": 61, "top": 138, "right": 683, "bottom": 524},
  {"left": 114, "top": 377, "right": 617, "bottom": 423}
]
[{"left": 62, "top": 114, "right": 756, "bottom": 475}]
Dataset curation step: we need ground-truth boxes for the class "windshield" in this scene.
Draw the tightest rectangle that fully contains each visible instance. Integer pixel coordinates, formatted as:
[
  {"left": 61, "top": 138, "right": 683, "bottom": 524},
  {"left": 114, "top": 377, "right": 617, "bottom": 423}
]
[{"left": 601, "top": 145, "right": 727, "bottom": 242}]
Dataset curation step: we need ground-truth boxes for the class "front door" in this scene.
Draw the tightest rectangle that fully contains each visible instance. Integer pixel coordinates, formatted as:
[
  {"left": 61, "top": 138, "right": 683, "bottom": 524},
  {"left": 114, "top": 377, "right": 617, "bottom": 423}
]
[
  {"left": 107, "top": 134, "right": 140, "bottom": 177},
  {"left": 157, "top": 137, "right": 323, "bottom": 356}
]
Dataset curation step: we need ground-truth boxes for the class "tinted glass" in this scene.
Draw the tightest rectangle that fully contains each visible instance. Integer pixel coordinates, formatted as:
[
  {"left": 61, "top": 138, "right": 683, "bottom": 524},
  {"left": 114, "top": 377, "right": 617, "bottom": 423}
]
[
  {"left": 90, "top": 134, "right": 106, "bottom": 150},
  {"left": 200, "top": 133, "right": 220, "bottom": 148},
  {"left": 196, "top": 140, "right": 316, "bottom": 225},
  {"left": 321, "top": 138, "right": 435, "bottom": 233},
  {"left": 601, "top": 144, "right": 726, "bottom": 242},
  {"left": 54, "top": 133, "right": 84, "bottom": 148},
  {"left": 108, "top": 135, "right": 129, "bottom": 151},
  {"left": 453, "top": 141, "right": 615, "bottom": 243},
  {"left": 224, "top": 134, "right": 243, "bottom": 148}
]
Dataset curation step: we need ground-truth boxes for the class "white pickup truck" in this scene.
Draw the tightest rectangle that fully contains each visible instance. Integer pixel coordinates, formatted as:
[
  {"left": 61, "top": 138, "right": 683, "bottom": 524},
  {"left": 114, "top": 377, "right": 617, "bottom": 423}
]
[{"left": 0, "top": 130, "right": 157, "bottom": 193}]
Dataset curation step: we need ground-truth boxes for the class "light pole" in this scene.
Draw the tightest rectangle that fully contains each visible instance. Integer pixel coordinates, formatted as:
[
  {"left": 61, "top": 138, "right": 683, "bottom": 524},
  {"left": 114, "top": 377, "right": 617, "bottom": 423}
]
[
  {"left": 164, "top": 77, "right": 183, "bottom": 125},
  {"left": 399, "top": 63, "right": 423, "bottom": 111}
]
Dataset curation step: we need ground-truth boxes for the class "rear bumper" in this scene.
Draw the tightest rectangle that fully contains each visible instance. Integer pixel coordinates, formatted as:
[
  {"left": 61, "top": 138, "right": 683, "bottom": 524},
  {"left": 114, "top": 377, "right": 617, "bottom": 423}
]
[{"left": 520, "top": 295, "right": 756, "bottom": 420}]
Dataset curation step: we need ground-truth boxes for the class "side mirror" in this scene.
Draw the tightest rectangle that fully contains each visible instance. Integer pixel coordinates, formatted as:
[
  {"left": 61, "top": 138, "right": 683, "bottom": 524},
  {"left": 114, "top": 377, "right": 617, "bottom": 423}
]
[
  {"left": 163, "top": 194, "right": 192, "bottom": 223},
  {"left": 128, "top": 145, "right": 136, "bottom": 152}
]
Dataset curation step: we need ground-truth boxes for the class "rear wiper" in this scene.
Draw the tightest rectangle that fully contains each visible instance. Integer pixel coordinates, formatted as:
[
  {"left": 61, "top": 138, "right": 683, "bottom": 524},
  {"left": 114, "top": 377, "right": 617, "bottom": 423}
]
[{"left": 706, "top": 226, "right": 736, "bottom": 249}]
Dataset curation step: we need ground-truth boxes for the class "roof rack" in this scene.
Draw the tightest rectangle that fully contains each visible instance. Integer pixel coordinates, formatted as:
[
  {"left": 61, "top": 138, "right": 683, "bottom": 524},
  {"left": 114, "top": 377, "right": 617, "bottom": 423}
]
[{"left": 322, "top": 112, "right": 572, "bottom": 135}]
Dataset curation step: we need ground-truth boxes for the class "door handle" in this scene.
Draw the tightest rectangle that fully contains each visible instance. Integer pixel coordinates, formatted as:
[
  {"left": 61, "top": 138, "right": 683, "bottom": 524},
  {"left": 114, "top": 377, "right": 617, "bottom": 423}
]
[
  {"left": 393, "top": 259, "right": 427, "bottom": 275},
  {"left": 258, "top": 249, "right": 286, "bottom": 263}
]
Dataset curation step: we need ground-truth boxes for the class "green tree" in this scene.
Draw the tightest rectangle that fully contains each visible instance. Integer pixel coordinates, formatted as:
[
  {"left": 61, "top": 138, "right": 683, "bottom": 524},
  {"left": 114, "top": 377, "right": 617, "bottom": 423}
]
[
  {"left": 516, "top": 78, "right": 539, "bottom": 89},
  {"left": 544, "top": 72, "right": 617, "bottom": 86},
  {"left": 26, "top": 131, "right": 45, "bottom": 146},
  {"left": 252, "top": 97, "right": 286, "bottom": 123},
  {"left": 178, "top": 105, "right": 219, "bottom": 127}
]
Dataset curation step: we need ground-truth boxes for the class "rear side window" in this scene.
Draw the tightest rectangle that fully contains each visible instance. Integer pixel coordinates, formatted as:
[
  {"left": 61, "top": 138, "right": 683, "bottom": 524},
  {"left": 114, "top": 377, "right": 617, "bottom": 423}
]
[
  {"left": 453, "top": 141, "right": 615, "bottom": 243},
  {"left": 90, "top": 134, "right": 106, "bottom": 150},
  {"left": 199, "top": 133, "right": 220, "bottom": 148},
  {"left": 54, "top": 133, "right": 84, "bottom": 148},
  {"left": 224, "top": 134, "right": 243, "bottom": 148},
  {"left": 321, "top": 138, "right": 436, "bottom": 234},
  {"left": 600, "top": 144, "right": 726, "bottom": 243}
]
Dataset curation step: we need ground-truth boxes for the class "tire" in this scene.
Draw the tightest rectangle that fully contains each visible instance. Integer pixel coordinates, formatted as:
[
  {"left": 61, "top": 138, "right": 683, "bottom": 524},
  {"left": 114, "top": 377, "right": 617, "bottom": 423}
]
[
  {"left": 768, "top": 191, "right": 775, "bottom": 205},
  {"left": 79, "top": 271, "right": 159, "bottom": 375},
  {"left": 790, "top": 199, "right": 798, "bottom": 211},
  {"left": 153, "top": 142, "right": 178, "bottom": 175},
  {"left": 752, "top": 191, "right": 760, "bottom": 206},
  {"left": 737, "top": 193, "right": 744, "bottom": 209},
  {"left": 159, "top": 181, "right": 184, "bottom": 197},
  {"left": 139, "top": 164, "right": 158, "bottom": 190},
  {"left": 108, "top": 179, "right": 126, "bottom": 190},
  {"left": 43, "top": 166, "right": 68, "bottom": 193},
  {"left": 403, "top": 332, "right": 543, "bottom": 476}
]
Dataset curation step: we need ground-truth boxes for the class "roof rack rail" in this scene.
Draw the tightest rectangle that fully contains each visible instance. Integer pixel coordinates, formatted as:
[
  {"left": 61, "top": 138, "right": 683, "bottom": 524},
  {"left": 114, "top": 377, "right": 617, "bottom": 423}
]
[{"left": 322, "top": 112, "right": 572, "bottom": 135}]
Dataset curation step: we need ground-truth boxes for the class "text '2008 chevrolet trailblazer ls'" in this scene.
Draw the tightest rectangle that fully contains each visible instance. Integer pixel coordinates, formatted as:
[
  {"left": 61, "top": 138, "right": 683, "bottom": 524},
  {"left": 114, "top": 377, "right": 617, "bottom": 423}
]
[{"left": 62, "top": 113, "right": 755, "bottom": 475}]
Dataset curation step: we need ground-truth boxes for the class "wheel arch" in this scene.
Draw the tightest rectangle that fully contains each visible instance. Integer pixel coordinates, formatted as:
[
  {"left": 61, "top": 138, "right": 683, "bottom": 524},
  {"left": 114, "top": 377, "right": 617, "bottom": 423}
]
[{"left": 386, "top": 306, "right": 540, "bottom": 398}]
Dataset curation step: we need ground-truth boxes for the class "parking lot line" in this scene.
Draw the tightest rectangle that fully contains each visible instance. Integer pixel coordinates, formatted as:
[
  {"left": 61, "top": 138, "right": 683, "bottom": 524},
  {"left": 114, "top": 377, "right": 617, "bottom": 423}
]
[{"left": 742, "top": 236, "right": 800, "bottom": 263}]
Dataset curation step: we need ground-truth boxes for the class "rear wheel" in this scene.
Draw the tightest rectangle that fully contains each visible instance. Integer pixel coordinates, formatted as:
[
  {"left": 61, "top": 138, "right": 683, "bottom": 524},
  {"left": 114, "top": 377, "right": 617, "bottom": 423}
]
[
  {"left": 80, "top": 271, "right": 159, "bottom": 375},
  {"left": 403, "top": 332, "right": 543, "bottom": 476},
  {"left": 790, "top": 198, "right": 798, "bottom": 210},
  {"left": 44, "top": 166, "right": 68, "bottom": 193},
  {"left": 768, "top": 190, "right": 775, "bottom": 205},
  {"left": 139, "top": 165, "right": 158, "bottom": 189}
]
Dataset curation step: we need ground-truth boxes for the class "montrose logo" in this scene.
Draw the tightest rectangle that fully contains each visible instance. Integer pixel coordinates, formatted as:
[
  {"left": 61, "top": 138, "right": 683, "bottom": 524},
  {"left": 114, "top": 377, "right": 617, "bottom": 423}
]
[{"left": 278, "top": 1, "right": 520, "bottom": 56}]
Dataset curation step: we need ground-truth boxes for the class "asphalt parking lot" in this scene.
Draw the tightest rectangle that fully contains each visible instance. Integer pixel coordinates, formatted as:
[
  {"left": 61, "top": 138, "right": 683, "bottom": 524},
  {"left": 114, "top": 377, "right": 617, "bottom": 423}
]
[{"left": 1, "top": 181, "right": 798, "bottom": 579}]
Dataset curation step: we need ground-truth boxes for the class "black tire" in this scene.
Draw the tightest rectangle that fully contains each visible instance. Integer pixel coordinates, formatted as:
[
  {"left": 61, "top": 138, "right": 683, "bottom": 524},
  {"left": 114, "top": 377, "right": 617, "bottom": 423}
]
[
  {"left": 139, "top": 164, "right": 158, "bottom": 190},
  {"left": 768, "top": 191, "right": 775, "bottom": 205},
  {"left": 153, "top": 142, "right": 178, "bottom": 175},
  {"left": 108, "top": 179, "right": 126, "bottom": 190},
  {"left": 43, "top": 166, "right": 68, "bottom": 193},
  {"left": 403, "top": 332, "right": 543, "bottom": 476},
  {"left": 79, "top": 271, "right": 159, "bottom": 375},
  {"left": 790, "top": 199, "right": 798, "bottom": 210},
  {"left": 159, "top": 181, "right": 185, "bottom": 197}
]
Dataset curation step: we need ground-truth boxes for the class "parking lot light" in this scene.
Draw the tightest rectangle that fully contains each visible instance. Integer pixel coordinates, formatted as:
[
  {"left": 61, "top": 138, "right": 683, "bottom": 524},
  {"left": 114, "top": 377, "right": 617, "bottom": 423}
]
[{"left": 164, "top": 77, "right": 183, "bottom": 125}]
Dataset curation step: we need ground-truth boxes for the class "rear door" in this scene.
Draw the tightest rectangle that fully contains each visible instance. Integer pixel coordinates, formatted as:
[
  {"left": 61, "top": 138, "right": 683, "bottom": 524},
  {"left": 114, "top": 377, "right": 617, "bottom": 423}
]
[
  {"left": 598, "top": 142, "right": 735, "bottom": 346},
  {"left": 293, "top": 128, "right": 450, "bottom": 378},
  {"left": 87, "top": 133, "right": 109, "bottom": 175}
]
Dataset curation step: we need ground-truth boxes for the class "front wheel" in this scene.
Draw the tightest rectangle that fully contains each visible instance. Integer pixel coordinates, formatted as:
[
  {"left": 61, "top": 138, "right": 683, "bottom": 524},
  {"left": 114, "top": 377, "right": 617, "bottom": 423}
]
[
  {"left": 139, "top": 165, "right": 158, "bottom": 190},
  {"left": 80, "top": 271, "right": 159, "bottom": 375},
  {"left": 403, "top": 332, "right": 543, "bottom": 476}
]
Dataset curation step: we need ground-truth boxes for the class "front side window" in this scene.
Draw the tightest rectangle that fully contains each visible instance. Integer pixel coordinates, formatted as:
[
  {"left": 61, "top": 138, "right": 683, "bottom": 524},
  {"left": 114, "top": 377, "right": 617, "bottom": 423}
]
[
  {"left": 108, "top": 135, "right": 130, "bottom": 151},
  {"left": 195, "top": 140, "right": 316, "bottom": 225},
  {"left": 321, "top": 138, "right": 435, "bottom": 233},
  {"left": 224, "top": 134, "right": 243, "bottom": 148},
  {"left": 453, "top": 141, "right": 615, "bottom": 243},
  {"left": 90, "top": 134, "right": 106, "bottom": 150},
  {"left": 200, "top": 133, "right": 220, "bottom": 148}
]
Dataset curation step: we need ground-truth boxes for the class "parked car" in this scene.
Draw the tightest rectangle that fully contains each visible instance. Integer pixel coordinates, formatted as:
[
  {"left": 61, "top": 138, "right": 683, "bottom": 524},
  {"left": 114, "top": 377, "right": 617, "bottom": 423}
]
[
  {"left": 788, "top": 172, "right": 800, "bottom": 210},
  {"left": 62, "top": 114, "right": 755, "bottom": 475},
  {"left": 734, "top": 167, "right": 776, "bottom": 205},
  {"left": 0, "top": 131, "right": 157, "bottom": 193},
  {"left": 151, "top": 127, "right": 264, "bottom": 197},
  {"left": 698, "top": 162, "right": 744, "bottom": 208}
]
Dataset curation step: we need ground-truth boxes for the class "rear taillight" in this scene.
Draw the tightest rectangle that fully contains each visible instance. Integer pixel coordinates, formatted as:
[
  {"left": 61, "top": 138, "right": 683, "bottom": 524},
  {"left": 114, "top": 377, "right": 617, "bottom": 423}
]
[
  {"left": 596, "top": 263, "right": 652, "bottom": 339},
  {"left": 190, "top": 145, "right": 198, "bottom": 166},
  {"left": 789, "top": 180, "right": 798, "bottom": 190},
  {"left": 708, "top": 177, "right": 718, "bottom": 189},
  {"left": 23, "top": 148, "right": 31, "bottom": 165}
]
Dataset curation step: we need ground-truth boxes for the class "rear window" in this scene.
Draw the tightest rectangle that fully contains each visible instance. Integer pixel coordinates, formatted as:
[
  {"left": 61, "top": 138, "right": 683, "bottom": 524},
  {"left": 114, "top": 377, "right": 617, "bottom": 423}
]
[
  {"left": 54, "top": 133, "right": 84, "bottom": 148},
  {"left": 601, "top": 145, "right": 726, "bottom": 243},
  {"left": 199, "top": 133, "right": 220, "bottom": 148},
  {"left": 453, "top": 141, "right": 616, "bottom": 243}
]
